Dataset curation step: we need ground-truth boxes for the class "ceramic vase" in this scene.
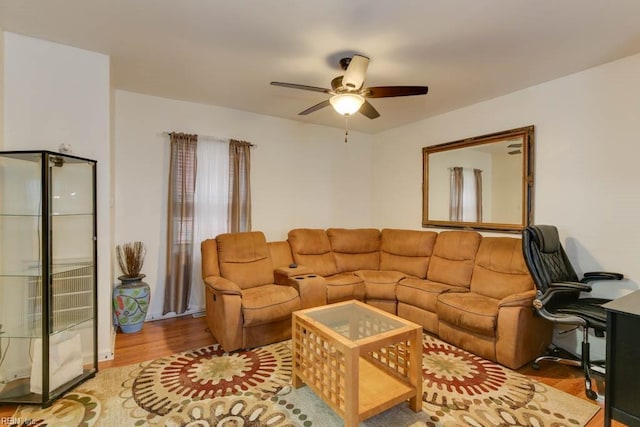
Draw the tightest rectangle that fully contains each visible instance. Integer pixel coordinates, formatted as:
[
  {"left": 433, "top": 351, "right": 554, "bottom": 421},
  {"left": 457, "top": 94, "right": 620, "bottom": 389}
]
[{"left": 113, "top": 275, "right": 150, "bottom": 333}]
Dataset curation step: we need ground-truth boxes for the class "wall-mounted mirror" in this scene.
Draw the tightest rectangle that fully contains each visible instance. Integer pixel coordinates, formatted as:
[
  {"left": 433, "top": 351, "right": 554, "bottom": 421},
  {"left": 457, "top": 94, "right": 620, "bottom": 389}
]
[{"left": 422, "top": 125, "right": 534, "bottom": 232}]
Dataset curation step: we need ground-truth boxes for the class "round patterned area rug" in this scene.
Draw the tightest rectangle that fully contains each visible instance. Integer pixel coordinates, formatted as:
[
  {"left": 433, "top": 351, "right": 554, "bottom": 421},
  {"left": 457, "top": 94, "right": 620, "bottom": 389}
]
[
  {"left": 419, "top": 335, "right": 585, "bottom": 426},
  {"left": 10, "top": 335, "right": 599, "bottom": 427},
  {"left": 123, "top": 341, "right": 292, "bottom": 417}
]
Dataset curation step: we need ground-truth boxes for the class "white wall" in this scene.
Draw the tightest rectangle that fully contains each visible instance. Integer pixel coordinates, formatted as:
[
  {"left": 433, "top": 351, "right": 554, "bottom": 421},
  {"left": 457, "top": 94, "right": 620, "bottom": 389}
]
[
  {"left": 373, "top": 52, "right": 640, "bottom": 359},
  {"left": 491, "top": 150, "right": 521, "bottom": 224},
  {"left": 114, "top": 90, "right": 372, "bottom": 320},
  {"left": 2, "top": 32, "right": 112, "bottom": 360}
]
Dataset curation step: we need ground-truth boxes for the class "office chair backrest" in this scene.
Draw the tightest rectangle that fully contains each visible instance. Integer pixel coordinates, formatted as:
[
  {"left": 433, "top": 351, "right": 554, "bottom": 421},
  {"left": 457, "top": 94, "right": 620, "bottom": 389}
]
[{"left": 522, "top": 225, "right": 579, "bottom": 294}]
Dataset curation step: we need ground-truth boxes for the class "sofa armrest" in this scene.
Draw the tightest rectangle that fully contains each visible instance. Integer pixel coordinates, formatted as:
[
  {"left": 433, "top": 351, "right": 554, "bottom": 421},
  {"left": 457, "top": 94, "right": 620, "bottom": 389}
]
[
  {"left": 286, "top": 274, "right": 327, "bottom": 309},
  {"left": 204, "top": 276, "right": 242, "bottom": 296},
  {"left": 274, "top": 265, "right": 314, "bottom": 284},
  {"left": 498, "top": 289, "right": 537, "bottom": 308},
  {"left": 204, "top": 284, "right": 243, "bottom": 352}
]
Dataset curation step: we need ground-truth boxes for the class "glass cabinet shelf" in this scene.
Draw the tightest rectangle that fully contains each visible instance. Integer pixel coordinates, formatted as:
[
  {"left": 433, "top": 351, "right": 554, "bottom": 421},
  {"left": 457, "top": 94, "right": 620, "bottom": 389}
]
[
  {"left": 0, "top": 260, "right": 94, "bottom": 277},
  {"left": 0, "top": 317, "right": 95, "bottom": 339},
  {"left": 0, "top": 150, "right": 98, "bottom": 406}
]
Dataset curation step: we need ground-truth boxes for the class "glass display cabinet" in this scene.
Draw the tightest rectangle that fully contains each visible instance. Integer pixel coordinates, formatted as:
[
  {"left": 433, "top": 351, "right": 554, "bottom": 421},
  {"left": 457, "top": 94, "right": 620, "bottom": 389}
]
[{"left": 0, "top": 150, "right": 97, "bottom": 406}]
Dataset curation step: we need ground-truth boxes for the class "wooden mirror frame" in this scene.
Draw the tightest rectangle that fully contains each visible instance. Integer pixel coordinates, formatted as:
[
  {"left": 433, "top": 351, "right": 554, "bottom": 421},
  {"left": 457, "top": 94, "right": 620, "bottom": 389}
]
[{"left": 422, "top": 125, "right": 534, "bottom": 233}]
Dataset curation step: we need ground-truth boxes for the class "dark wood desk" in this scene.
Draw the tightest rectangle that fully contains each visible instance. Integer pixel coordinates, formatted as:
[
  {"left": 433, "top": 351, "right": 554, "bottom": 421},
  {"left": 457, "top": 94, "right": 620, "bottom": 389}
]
[{"left": 603, "top": 290, "right": 640, "bottom": 427}]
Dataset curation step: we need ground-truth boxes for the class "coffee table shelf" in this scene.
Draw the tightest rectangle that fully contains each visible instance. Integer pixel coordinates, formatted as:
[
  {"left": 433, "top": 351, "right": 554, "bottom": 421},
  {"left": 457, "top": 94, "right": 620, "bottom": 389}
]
[
  {"left": 292, "top": 300, "right": 422, "bottom": 427},
  {"left": 358, "top": 357, "right": 415, "bottom": 419}
]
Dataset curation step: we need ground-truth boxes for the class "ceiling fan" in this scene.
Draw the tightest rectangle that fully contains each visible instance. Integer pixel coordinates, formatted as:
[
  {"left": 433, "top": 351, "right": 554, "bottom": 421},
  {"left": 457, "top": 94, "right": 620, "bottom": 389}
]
[
  {"left": 271, "top": 55, "right": 428, "bottom": 119},
  {"left": 508, "top": 142, "right": 522, "bottom": 155}
]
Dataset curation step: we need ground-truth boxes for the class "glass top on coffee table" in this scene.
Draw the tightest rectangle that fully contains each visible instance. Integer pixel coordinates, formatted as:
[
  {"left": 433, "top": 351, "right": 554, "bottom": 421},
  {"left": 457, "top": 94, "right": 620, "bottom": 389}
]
[{"left": 305, "top": 300, "right": 406, "bottom": 341}]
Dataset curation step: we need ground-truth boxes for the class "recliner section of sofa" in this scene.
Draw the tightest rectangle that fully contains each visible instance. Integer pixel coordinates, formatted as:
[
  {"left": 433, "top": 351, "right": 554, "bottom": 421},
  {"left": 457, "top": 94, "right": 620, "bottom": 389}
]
[
  {"left": 201, "top": 231, "right": 300, "bottom": 352},
  {"left": 202, "top": 227, "right": 552, "bottom": 369},
  {"left": 436, "top": 236, "right": 553, "bottom": 369},
  {"left": 396, "top": 230, "right": 482, "bottom": 334}
]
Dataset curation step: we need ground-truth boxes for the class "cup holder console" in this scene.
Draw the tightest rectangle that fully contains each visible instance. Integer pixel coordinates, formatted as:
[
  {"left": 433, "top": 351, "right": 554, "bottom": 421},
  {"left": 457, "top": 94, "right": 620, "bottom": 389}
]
[{"left": 294, "top": 274, "right": 318, "bottom": 280}]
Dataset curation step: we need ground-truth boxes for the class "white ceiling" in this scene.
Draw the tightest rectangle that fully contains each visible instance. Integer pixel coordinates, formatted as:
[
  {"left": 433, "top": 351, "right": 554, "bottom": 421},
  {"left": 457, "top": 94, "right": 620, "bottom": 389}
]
[{"left": 2, "top": 0, "right": 640, "bottom": 134}]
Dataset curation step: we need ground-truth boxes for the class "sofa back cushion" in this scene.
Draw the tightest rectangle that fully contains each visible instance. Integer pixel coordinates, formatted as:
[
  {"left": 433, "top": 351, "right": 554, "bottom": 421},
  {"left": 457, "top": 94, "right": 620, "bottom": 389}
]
[
  {"left": 215, "top": 231, "right": 274, "bottom": 289},
  {"left": 471, "top": 237, "right": 534, "bottom": 299},
  {"left": 427, "top": 231, "right": 482, "bottom": 288},
  {"left": 268, "top": 241, "right": 294, "bottom": 269},
  {"left": 327, "top": 228, "right": 380, "bottom": 273},
  {"left": 380, "top": 229, "right": 438, "bottom": 278},
  {"left": 288, "top": 228, "right": 338, "bottom": 277}
]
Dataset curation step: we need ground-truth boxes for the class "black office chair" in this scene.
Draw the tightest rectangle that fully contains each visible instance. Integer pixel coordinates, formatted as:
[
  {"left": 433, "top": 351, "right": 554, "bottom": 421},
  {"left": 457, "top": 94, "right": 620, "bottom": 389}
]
[{"left": 522, "top": 225, "right": 623, "bottom": 400}]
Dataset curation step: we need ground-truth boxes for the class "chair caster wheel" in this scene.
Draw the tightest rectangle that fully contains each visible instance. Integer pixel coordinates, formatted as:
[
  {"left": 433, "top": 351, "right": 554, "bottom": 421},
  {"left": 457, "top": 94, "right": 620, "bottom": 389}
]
[
  {"left": 532, "top": 362, "right": 540, "bottom": 370},
  {"left": 586, "top": 389, "right": 598, "bottom": 400}
]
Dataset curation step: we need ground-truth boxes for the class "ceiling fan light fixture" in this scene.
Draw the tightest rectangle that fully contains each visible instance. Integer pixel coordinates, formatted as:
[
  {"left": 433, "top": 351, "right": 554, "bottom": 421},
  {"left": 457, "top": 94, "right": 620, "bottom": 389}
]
[{"left": 329, "top": 93, "right": 365, "bottom": 115}]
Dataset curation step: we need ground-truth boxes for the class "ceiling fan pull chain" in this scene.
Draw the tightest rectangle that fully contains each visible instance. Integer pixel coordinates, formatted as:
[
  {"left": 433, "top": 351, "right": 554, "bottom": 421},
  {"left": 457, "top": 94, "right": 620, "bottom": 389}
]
[{"left": 344, "top": 115, "right": 349, "bottom": 143}]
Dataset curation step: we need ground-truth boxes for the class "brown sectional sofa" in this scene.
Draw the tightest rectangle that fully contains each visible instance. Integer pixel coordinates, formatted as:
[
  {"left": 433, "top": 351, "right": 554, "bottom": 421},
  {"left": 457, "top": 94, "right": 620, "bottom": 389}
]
[{"left": 201, "top": 227, "right": 552, "bottom": 369}]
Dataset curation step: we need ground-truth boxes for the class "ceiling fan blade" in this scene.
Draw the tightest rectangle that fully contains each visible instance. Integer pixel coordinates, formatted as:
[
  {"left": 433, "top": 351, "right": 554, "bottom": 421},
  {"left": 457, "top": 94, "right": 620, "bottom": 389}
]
[
  {"left": 299, "top": 99, "right": 331, "bottom": 115},
  {"left": 331, "top": 76, "right": 343, "bottom": 90},
  {"left": 271, "top": 81, "right": 331, "bottom": 94},
  {"left": 342, "top": 55, "right": 369, "bottom": 90},
  {"left": 365, "top": 86, "right": 429, "bottom": 98},
  {"left": 359, "top": 100, "right": 380, "bottom": 119}
]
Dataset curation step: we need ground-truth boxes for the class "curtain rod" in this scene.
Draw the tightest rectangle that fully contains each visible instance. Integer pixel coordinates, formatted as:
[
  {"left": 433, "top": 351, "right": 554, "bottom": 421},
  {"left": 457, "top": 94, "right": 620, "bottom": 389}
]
[{"left": 162, "top": 131, "right": 256, "bottom": 148}]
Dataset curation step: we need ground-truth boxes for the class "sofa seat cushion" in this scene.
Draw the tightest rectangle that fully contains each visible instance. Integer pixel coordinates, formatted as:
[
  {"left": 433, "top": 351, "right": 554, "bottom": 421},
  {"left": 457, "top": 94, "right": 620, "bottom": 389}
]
[
  {"left": 397, "top": 278, "right": 467, "bottom": 312},
  {"left": 325, "top": 273, "right": 365, "bottom": 302},
  {"left": 437, "top": 292, "right": 500, "bottom": 336},
  {"left": 241, "top": 285, "right": 300, "bottom": 327},
  {"left": 356, "top": 270, "right": 406, "bottom": 300}
]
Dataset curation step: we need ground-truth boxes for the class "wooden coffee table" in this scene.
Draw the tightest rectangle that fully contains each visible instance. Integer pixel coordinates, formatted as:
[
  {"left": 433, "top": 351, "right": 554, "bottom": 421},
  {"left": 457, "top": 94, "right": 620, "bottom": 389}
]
[{"left": 292, "top": 300, "right": 423, "bottom": 426}]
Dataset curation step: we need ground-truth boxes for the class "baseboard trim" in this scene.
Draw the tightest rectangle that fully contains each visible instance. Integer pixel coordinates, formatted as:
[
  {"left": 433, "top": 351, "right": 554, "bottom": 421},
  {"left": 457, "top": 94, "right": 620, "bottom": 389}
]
[{"left": 146, "top": 305, "right": 205, "bottom": 322}]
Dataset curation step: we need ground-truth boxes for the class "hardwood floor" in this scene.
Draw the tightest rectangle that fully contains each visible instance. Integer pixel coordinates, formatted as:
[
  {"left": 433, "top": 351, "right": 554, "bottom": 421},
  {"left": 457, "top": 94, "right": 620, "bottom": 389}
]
[
  {"left": 99, "top": 314, "right": 214, "bottom": 369},
  {"left": 0, "top": 316, "right": 622, "bottom": 426}
]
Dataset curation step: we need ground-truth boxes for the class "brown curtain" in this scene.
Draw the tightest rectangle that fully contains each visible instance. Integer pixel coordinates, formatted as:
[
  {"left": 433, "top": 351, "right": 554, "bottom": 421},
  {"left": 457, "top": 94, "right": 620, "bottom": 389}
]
[
  {"left": 164, "top": 132, "right": 197, "bottom": 315},
  {"left": 228, "top": 139, "right": 252, "bottom": 232},
  {"left": 449, "top": 167, "right": 463, "bottom": 221},
  {"left": 474, "top": 168, "right": 483, "bottom": 222}
]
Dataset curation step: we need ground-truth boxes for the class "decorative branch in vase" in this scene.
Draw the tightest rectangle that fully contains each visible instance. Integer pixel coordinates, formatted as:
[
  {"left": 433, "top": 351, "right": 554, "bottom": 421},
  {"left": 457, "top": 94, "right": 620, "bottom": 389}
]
[
  {"left": 116, "top": 241, "right": 146, "bottom": 281},
  {"left": 113, "top": 241, "right": 150, "bottom": 333}
]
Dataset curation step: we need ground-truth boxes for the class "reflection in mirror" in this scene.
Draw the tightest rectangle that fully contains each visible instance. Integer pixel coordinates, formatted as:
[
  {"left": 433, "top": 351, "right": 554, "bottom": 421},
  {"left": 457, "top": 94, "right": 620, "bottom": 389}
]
[{"left": 422, "top": 126, "right": 534, "bottom": 232}]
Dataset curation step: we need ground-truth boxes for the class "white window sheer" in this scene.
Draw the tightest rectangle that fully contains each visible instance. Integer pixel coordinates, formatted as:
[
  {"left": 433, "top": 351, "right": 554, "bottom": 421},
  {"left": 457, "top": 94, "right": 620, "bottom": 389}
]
[{"left": 189, "top": 138, "right": 229, "bottom": 311}]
